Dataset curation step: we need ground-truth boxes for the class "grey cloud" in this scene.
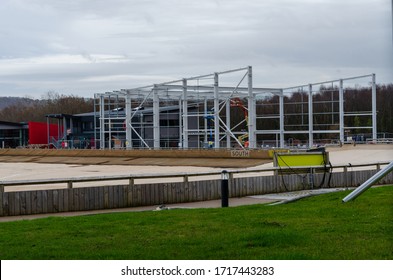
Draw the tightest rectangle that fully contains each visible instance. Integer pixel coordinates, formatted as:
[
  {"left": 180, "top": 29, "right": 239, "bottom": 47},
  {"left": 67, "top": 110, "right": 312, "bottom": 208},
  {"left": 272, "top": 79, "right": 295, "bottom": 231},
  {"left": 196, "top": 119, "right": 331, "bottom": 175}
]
[{"left": 0, "top": 0, "right": 391, "bottom": 98}]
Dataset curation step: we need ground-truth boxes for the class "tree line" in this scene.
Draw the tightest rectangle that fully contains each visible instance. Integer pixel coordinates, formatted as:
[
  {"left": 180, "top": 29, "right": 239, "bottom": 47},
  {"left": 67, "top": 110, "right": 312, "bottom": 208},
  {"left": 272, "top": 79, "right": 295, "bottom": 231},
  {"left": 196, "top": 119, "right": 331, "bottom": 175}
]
[
  {"left": 0, "top": 84, "right": 392, "bottom": 136},
  {"left": 0, "top": 92, "right": 94, "bottom": 123}
]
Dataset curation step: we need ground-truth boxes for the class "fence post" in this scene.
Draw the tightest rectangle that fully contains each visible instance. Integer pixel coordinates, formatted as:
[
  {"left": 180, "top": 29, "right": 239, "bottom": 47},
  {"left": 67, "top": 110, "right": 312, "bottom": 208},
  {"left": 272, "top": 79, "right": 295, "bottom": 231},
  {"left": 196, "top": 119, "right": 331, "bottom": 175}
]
[
  {"left": 221, "top": 170, "right": 229, "bottom": 207},
  {"left": 127, "top": 177, "right": 134, "bottom": 206},
  {"left": 309, "top": 167, "right": 314, "bottom": 189},
  {"left": 229, "top": 172, "right": 234, "bottom": 197},
  {"left": 183, "top": 175, "right": 189, "bottom": 189},
  {"left": 67, "top": 181, "right": 73, "bottom": 189}
]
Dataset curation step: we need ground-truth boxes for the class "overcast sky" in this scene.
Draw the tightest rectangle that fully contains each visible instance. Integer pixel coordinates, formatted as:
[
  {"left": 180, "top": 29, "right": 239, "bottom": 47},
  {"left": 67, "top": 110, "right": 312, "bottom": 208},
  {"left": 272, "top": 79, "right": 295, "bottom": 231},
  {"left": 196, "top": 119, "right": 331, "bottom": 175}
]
[{"left": 0, "top": 0, "right": 392, "bottom": 99}]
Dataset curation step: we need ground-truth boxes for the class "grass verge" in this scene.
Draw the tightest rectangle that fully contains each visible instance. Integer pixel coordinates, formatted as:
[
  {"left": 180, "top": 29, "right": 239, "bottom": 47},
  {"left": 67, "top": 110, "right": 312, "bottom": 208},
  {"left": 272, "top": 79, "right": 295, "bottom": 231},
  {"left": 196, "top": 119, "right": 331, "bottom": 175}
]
[{"left": 0, "top": 186, "right": 392, "bottom": 260}]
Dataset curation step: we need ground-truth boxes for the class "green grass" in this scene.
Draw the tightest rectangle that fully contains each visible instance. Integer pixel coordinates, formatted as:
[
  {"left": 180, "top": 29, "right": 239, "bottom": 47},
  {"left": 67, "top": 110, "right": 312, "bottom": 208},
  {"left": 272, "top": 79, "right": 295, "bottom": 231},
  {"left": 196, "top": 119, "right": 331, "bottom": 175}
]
[{"left": 1, "top": 186, "right": 392, "bottom": 260}]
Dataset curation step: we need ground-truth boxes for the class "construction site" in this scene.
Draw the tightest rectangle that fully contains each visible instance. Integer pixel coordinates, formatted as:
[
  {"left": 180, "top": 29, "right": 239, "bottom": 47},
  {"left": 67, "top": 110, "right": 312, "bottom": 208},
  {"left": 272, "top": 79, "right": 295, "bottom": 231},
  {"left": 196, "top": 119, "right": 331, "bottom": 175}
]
[
  {"left": 0, "top": 67, "right": 392, "bottom": 219},
  {"left": 94, "top": 66, "right": 379, "bottom": 150}
]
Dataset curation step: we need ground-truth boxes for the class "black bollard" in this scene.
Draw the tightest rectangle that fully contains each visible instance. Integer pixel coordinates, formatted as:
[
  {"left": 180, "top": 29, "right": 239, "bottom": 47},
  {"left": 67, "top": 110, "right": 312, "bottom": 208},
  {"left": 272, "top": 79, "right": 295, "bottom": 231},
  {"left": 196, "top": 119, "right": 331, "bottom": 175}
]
[{"left": 221, "top": 170, "right": 229, "bottom": 207}]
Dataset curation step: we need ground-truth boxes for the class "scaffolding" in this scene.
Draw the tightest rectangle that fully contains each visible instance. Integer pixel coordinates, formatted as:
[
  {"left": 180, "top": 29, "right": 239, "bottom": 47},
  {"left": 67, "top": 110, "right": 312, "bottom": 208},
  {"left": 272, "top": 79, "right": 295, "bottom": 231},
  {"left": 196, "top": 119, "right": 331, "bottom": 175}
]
[{"left": 94, "top": 66, "right": 377, "bottom": 150}]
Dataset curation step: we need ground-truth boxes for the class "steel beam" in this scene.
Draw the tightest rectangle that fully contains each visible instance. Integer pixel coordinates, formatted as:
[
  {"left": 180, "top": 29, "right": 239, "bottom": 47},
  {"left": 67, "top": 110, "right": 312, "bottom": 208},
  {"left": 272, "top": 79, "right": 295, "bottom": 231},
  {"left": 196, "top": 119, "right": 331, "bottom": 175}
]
[
  {"left": 308, "top": 84, "right": 313, "bottom": 148},
  {"left": 125, "top": 94, "right": 132, "bottom": 149},
  {"left": 99, "top": 95, "right": 105, "bottom": 149},
  {"left": 343, "top": 161, "right": 393, "bottom": 202},
  {"left": 214, "top": 73, "right": 220, "bottom": 149},
  {"left": 247, "top": 66, "right": 256, "bottom": 148},
  {"left": 153, "top": 86, "right": 160, "bottom": 149},
  {"left": 279, "top": 90, "right": 285, "bottom": 148},
  {"left": 182, "top": 79, "right": 188, "bottom": 149},
  {"left": 226, "top": 99, "right": 231, "bottom": 148},
  {"left": 372, "top": 74, "right": 377, "bottom": 141},
  {"left": 339, "top": 79, "right": 344, "bottom": 144}
]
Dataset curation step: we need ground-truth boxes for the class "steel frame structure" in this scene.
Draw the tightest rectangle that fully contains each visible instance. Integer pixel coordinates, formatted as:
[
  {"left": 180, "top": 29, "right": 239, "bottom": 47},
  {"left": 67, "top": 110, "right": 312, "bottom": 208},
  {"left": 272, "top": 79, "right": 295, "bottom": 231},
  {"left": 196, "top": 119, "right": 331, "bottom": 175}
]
[{"left": 94, "top": 66, "right": 377, "bottom": 150}]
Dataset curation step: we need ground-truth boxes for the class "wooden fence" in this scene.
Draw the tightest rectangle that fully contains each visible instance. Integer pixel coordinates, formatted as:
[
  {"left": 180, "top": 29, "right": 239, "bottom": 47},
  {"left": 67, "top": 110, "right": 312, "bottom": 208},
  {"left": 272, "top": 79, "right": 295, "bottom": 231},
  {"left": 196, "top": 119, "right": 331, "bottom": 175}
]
[{"left": 1, "top": 163, "right": 392, "bottom": 217}]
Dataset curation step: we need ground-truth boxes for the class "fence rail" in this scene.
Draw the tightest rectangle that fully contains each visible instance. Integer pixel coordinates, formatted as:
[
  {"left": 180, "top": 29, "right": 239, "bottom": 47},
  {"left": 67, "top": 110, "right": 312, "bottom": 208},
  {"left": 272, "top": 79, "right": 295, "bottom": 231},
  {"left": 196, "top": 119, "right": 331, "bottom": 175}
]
[
  {"left": 0, "top": 162, "right": 389, "bottom": 190},
  {"left": 1, "top": 162, "right": 392, "bottom": 217}
]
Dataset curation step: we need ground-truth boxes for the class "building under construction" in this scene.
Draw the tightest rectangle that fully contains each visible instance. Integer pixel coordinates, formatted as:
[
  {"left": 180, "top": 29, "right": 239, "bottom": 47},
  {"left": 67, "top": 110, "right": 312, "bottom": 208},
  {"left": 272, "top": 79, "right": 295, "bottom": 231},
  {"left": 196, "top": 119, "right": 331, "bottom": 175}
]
[{"left": 94, "top": 66, "right": 377, "bottom": 150}]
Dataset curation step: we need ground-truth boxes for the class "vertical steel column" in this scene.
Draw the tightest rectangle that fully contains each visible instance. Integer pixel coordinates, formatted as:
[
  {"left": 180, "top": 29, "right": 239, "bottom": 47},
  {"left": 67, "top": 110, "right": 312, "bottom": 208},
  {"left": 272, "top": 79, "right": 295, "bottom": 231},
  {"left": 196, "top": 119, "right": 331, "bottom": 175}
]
[
  {"left": 339, "top": 79, "right": 345, "bottom": 144},
  {"left": 46, "top": 116, "right": 50, "bottom": 146},
  {"left": 108, "top": 118, "right": 112, "bottom": 149},
  {"left": 279, "top": 89, "right": 285, "bottom": 148},
  {"left": 153, "top": 85, "right": 160, "bottom": 149},
  {"left": 70, "top": 118, "right": 73, "bottom": 138},
  {"left": 93, "top": 96, "right": 97, "bottom": 148},
  {"left": 62, "top": 117, "right": 67, "bottom": 140},
  {"left": 226, "top": 99, "right": 231, "bottom": 148},
  {"left": 107, "top": 95, "right": 112, "bottom": 150},
  {"left": 247, "top": 66, "right": 256, "bottom": 148},
  {"left": 372, "top": 74, "right": 377, "bottom": 141},
  {"left": 19, "top": 127, "right": 22, "bottom": 146},
  {"left": 214, "top": 73, "right": 220, "bottom": 149},
  {"left": 308, "top": 84, "right": 314, "bottom": 148},
  {"left": 204, "top": 97, "right": 208, "bottom": 144},
  {"left": 178, "top": 97, "right": 183, "bottom": 148},
  {"left": 182, "top": 79, "right": 189, "bottom": 149},
  {"left": 99, "top": 95, "right": 105, "bottom": 149},
  {"left": 57, "top": 119, "right": 60, "bottom": 141},
  {"left": 125, "top": 93, "right": 132, "bottom": 149}
]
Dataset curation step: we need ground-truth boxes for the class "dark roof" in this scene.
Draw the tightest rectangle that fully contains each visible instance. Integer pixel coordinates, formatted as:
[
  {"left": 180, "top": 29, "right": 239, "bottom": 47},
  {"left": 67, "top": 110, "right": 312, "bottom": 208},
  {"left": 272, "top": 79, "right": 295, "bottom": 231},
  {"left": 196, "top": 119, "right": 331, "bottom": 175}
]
[
  {"left": 45, "top": 113, "right": 75, "bottom": 119},
  {"left": 0, "top": 121, "right": 27, "bottom": 129}
]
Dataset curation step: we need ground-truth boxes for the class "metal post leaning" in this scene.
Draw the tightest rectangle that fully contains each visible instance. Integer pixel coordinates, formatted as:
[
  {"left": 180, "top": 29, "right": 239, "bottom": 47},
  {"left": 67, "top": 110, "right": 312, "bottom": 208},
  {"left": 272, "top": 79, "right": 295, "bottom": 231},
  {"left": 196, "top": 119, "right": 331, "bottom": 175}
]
[{"left": 343, "top": 161, "right": 393, "bottom": 202}]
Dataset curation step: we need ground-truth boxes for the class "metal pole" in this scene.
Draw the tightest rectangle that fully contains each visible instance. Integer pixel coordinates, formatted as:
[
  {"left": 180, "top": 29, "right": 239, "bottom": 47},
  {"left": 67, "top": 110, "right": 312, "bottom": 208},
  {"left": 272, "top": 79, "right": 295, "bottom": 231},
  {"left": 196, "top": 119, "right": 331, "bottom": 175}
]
[
  {"left": 153, "top": 85, "right": 160, "bottom": 149},
  {"left": 226, "top": 99, "right": 231, "bottom": 149},
  {"left": 182, "top": 79, "right": 188, "bottom": 149},
  {"left": 178, "top": 97, "right": 183, "bottom": 148},
  {"left": 99, "top": 95, "right": 105, "bottom": 149},
  {"left": 343, "top": 161, "right": 393, "bottom": 202},
  {"left": 279, "top": 89, "right": 285, "bottom": 148},
  {"left": 247, "top": 66, "right": 256, "bottom": 148},
  {"left": 221, "top": 170, "right": 229, "bottom": 207},
  {"left": 46, "top": 116, "right": 50, "bottom": 145},
  {"left": 62, "top": 116, "right": 66, "bottom": 141},
  {"left": 308, "top": 84, "right": 314, "bottom": 148},
  {"left": 125, "top": 93, "right": 132, "bottom": 149},
  {"left": 204, "top": 97, "right": 208, "bottom": 145},
  {"left": 339, "top": 79, "right": 344, "bottom": 144},
  {"left": 214, "top": 73, "right": 220, "bottom": 149},
  {"left": 371, "top": 74, "right": 377, "bottom": 141}
]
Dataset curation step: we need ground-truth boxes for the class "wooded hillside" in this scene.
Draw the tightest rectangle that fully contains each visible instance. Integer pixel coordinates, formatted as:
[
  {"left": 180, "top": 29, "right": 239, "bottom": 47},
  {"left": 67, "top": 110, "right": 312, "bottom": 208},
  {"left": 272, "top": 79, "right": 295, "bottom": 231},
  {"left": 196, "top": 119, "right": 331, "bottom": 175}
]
[{"left": 0, "top": 92, "right": 94, "bottom": 123}]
